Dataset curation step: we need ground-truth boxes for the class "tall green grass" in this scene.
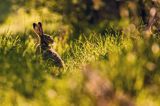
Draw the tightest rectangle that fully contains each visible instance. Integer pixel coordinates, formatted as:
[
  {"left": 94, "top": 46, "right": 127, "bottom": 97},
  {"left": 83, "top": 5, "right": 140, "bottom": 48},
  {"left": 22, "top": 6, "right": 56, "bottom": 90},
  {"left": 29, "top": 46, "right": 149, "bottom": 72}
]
[{"left": 0, "top": 30, "right": 160, "bottom": 106}]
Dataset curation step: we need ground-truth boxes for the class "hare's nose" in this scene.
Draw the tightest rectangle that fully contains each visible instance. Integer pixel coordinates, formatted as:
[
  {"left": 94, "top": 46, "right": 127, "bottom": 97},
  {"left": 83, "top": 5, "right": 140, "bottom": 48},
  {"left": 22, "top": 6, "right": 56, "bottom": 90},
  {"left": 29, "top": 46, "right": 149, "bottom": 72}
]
[
  {"left": 52, "top": 42, "right": 56, "bottom": 46},
  {"left": 52, "top": 42, "right": 55, "bottom": 45}
]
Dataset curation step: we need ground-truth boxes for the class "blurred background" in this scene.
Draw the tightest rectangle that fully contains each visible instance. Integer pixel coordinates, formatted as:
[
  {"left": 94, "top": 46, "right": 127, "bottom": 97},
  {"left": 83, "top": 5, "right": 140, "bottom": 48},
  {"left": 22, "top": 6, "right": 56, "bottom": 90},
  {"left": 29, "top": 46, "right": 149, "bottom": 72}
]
[
  {"left": 0, "top": 0, "right": 160, "bottom": 35},
  {"left": 0, "top": 0, "right": 160, "bottom": 106}
]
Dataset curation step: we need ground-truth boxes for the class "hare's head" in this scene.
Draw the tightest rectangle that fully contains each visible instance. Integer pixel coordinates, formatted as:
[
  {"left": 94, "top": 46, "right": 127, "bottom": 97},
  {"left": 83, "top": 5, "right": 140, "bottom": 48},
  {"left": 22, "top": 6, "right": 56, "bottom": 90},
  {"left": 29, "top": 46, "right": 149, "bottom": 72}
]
[{"left": 33, "top": 22, "right": 53, "bottom": 44}]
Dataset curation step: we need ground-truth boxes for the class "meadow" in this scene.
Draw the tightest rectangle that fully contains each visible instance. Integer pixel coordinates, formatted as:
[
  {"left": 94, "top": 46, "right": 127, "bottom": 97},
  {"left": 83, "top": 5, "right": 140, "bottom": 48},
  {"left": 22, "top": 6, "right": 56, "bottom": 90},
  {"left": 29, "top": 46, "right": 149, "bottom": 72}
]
[{"left": 0, "top": 1, "right": 160, "bottom": 106}]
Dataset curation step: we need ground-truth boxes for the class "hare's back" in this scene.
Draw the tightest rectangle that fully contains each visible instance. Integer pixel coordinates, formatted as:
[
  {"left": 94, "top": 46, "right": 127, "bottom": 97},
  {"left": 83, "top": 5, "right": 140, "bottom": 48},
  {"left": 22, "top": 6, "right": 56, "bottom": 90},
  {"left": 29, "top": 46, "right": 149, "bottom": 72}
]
[{"left": 43, "top": 49, "right": 64, "bottom": 67}]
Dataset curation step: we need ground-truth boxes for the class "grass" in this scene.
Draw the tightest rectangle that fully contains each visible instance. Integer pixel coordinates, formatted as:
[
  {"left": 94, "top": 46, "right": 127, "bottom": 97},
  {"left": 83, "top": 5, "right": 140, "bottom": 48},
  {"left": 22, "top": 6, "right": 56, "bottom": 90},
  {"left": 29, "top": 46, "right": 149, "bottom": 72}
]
[
  {"left": 0, "top": 1, "right": 160, "bottom": 105},
  {"left": 0, "top": 27, "right": 160, "bottom": 106}
]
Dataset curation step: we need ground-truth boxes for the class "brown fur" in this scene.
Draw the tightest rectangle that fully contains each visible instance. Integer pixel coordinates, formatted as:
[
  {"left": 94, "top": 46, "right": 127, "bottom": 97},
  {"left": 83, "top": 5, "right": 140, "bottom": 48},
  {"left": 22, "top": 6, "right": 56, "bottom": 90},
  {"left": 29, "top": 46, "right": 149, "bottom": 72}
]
[{"left": 33, "top": 22, "right": 64, "bottom": 67}]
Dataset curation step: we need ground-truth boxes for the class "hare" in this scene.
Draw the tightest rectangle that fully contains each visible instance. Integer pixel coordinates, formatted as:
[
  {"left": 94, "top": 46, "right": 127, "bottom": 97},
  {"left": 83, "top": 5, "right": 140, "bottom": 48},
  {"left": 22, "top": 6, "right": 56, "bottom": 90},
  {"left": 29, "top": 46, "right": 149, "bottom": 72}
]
[{"left": 33, "top": 22, "right": 64, "bottom": 67}]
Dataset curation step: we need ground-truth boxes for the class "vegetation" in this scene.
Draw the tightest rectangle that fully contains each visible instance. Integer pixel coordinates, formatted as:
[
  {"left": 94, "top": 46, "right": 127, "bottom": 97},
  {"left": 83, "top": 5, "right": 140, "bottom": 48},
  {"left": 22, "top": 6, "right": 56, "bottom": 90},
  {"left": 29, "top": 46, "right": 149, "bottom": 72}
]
[{"left": 0, "top": 0, "right": 160, "bottom": 106}]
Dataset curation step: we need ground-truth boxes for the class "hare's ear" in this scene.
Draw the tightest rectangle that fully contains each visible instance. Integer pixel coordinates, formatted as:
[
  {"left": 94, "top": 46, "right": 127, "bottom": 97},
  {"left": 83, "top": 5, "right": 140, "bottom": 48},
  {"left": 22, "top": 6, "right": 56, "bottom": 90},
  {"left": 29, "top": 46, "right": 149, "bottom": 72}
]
[
  {"left": 33, "top": 23, "right": 41, "bottom": 36},
  {"left": 38, "top": 22, "right": 44, "bottom": 35}
]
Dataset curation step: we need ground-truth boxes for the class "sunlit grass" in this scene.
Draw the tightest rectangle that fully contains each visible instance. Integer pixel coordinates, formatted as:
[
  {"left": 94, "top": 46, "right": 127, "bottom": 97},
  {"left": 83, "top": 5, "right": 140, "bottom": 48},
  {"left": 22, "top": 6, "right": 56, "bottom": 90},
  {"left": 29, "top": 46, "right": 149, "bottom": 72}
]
[
  {"left": 0, "top": 28, "right": 160, "bottom": 105},
  {"left": 0, "top": 8, "right": 71, "bottom": 36},
  {"left": 0, "top": 7, "right": 159, "bottom": 104}
]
